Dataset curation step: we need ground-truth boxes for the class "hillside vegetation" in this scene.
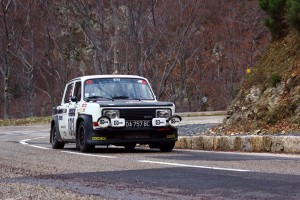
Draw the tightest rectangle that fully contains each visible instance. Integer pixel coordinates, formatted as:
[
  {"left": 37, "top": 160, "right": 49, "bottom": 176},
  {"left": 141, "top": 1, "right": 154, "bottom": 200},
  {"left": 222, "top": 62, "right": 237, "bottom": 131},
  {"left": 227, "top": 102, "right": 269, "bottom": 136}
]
[
  {"left": 222, "top": 32, "right": 300, "bottom": 133},
  {"left": 0, "top": 0, "right": 268, "bottom": 119},
  {"left": 220, "top": 0, "right": 300, "bottom": 134}
]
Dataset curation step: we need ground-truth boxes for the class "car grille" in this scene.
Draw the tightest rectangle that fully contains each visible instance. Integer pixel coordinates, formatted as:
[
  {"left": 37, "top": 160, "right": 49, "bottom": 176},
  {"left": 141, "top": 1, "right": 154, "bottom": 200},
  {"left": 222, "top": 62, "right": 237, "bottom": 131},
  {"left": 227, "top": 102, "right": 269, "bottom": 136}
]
[{"left": 120, "top": 109, "right": 156, "bottom": 120}]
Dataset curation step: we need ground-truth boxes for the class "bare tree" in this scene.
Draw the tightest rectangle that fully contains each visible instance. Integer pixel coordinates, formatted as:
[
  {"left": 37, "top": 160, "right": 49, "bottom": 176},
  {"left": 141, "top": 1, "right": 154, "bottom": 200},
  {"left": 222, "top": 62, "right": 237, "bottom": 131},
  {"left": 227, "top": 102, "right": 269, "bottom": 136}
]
[
  {"left": 71, "top": 0, "right": 111, "bottom": 74},
  {"left": 154, "top": 0, "right": 202, "bottom": 101},
  {"left": 17, "top": 33, "right": 37, "bottom": 117},
  {"left": 0, "top": 0, "right": 28, "bottom": 118},
  {"left": 111, "top": 0, "right": 119, "bottom": 73},
  {"left": 0, "top": 0, "right": 270, "bottom": 118},
  {"left": 17, "top": 6, "right": 39, "bottom": 117}
]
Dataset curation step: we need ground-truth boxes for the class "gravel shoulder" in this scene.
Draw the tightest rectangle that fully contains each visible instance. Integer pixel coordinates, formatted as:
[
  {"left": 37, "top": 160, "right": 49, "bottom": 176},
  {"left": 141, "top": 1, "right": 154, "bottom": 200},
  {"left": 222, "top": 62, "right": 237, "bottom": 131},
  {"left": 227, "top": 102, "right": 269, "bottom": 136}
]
[{"left": 177, "top": 115, "right": 225, "bottom": 136}]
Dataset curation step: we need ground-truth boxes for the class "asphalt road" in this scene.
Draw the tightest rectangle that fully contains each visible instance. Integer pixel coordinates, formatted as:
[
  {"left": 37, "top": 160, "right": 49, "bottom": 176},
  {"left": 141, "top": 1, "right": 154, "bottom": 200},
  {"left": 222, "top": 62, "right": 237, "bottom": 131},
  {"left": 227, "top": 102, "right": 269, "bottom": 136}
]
[{"left": 1, "top": 124, "right": 300, "bottom": 199}]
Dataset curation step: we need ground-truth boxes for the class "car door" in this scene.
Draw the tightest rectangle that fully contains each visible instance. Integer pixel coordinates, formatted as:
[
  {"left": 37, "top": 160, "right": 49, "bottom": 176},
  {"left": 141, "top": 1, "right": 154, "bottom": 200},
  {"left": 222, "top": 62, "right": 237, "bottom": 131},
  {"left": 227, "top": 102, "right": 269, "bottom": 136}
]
[
  {"left": 66, "top": 81, "right": 82, "bottom": 140},
  {"left": 58, "top": 82, "right": 74, "bottom": 139}
]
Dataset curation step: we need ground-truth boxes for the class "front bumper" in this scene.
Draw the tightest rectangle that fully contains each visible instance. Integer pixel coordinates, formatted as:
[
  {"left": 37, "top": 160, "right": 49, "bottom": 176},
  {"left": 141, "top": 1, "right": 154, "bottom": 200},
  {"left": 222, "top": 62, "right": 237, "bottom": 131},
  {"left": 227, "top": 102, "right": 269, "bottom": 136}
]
[{"left": 86, "top": 126, "right": 178, "bottom": 145}]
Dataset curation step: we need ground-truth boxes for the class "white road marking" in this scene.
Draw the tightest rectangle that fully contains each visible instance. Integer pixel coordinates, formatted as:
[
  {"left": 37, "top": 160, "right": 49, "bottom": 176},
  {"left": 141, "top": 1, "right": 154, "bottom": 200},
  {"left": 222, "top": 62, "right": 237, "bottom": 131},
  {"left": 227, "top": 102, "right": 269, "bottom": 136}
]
[
  {"left": 60, "top": 151, "right": 117, "bottom": 158},
  {"left": 19, "top": 138, "right": 252, "bottom": 171},
  {"left": 139, "top": 160, "right": 251, "bottom": 172},
  {"left": 19, "top": 139, "right": 31, "bottom": 145},
  {"left": 19, "top": 138, "right": 116, "bottom": 158},
  {"left": 19, "top": 138, "right": 50, "bottom": 149},
  {"left": 28, "top": 145, "right": 50, "bottom": 150}
]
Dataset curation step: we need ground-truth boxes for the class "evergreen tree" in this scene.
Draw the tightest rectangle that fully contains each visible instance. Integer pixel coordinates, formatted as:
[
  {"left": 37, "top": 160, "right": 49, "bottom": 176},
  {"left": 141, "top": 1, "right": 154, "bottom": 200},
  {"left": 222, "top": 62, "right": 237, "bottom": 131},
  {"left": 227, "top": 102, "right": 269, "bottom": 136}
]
[
  {"left": 259, "top": 0, "right": 288, "bottom": 40},
  {"left": 286, "top": 0, "right": 300, "bottom": 32}
]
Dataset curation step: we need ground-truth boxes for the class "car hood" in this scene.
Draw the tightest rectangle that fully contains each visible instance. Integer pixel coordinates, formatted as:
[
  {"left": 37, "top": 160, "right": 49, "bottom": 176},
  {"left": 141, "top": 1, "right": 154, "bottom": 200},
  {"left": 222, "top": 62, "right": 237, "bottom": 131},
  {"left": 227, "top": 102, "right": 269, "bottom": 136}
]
[{"left": 97, "top": 101, "right": 173, "bottom": 107}]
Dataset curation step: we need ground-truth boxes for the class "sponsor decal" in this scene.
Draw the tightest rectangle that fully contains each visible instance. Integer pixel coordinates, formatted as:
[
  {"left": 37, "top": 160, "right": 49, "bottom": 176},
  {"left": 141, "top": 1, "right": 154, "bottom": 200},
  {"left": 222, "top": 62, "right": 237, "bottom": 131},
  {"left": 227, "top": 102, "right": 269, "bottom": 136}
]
[
  {"left": 138, "top": 80, "right": 147, "bottom": 85},
  {"left": 156, "top": 120, "right": 161, "bottom": 125},
  {"left": 152, "top": 118, "right": 166, "bottom": 126},
  {"left": 166, "top": 134, "right": 175, "bottom": 139},
  {"left": 69, "top": 108, "right": 76, "bottom": 117},
  {"left": 86, "top": 80, "right": 93, "bottom": 84},
  {"left": 99, "top": 119, "right": 109, "bottom": 125},
  {"left": 113, "top": 120, "right": 123, "bottom": 126},
  {"left": 80, "top": 103, "right": 87, "bottom": 112},
  {"left": 111, "top": 119, "right": 125, "bottom": 127},
  {"left": 92, "top": 137, "right": 106, "bottom": 141}
]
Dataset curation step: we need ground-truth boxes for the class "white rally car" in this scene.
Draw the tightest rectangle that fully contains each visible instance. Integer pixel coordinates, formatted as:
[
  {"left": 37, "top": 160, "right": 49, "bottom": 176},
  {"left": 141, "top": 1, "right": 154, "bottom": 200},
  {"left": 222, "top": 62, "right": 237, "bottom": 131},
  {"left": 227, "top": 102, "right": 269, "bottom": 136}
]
[{"left": 50, "top": 75, "right": 181, "bottom": 152}]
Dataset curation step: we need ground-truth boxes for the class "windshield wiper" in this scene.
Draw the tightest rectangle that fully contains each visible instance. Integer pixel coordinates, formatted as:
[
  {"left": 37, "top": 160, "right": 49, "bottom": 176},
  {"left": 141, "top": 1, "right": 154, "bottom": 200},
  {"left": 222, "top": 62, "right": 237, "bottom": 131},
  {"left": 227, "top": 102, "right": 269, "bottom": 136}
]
[
  {"left": 86, "top": 96, "right": 113, "bottom": 102},
  {"left": 129, "top": 97, "right": 141, "bottom": 101},
  {"left": 112, "top": 96, "right": 130, "bottom": 100}
]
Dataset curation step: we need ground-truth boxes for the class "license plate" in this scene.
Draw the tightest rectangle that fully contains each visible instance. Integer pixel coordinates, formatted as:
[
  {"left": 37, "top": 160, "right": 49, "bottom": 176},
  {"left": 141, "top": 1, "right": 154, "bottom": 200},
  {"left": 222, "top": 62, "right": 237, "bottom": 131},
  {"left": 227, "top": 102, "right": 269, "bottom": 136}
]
[{"left": 125, "top": 120, "right": 151, "bottom": 128}]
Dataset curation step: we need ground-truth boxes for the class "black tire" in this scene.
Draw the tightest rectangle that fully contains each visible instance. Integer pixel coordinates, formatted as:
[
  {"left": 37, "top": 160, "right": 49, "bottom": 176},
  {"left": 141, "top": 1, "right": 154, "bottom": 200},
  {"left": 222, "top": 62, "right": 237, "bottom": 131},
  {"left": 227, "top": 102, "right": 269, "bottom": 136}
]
[
  {"left": 149, "top": 144, "right": 159, "bottom": 149},
  {"left": 159, "top": 142, "right": 175, "bottom": 152},
  {"left": 124, "top": 143, "right": 136, "bottom": 151},
  {"left": 51, "top": 126, "right": 65, "bottom": 149},
  {"left": 75, "top": 139, "right": 80, "bottom": 150},
  {"left": 77, "top": 121, "right": 95, "bottom": 152}
]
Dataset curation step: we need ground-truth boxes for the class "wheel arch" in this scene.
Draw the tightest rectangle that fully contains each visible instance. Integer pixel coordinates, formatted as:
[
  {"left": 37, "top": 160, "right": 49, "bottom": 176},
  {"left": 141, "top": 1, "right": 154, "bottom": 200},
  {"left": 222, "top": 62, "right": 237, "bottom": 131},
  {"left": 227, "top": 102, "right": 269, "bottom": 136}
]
[
  {"left": 76, "top": 114, "right": 93, "bottom": 140},
  {"left": 50, "top": 115, "right": 63, "bottom": 143},
  {"left": 50, "top": 119, "right": 55, "bottom": 143}
]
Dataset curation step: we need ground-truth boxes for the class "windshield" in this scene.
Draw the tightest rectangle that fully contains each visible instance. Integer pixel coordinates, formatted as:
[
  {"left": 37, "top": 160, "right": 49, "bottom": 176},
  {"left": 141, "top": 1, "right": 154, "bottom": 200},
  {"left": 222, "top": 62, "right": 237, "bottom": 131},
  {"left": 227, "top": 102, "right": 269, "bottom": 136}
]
[{"left": 84, "top": 78, "right": 155, "bottom": 101}]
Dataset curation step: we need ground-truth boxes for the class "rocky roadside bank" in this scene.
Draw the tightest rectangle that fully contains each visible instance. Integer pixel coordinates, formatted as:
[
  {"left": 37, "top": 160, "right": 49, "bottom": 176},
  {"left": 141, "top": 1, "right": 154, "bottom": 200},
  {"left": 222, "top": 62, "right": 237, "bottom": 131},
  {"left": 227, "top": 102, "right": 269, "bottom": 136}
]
[
  {"left": 177, "top": 121, "right": 300, "bottom": 154},
  {"left": 175, "top": 135, "right": 300, "bottom": 154}
]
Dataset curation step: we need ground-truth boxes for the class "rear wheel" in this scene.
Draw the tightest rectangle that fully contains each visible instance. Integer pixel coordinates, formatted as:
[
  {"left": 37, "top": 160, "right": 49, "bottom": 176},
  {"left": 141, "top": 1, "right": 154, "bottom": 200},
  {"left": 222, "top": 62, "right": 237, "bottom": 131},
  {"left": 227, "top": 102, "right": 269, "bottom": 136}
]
[
  {"left": 124, "top": 143, "right": 136, "bottom": 151},
  {"left": 51, "top": 126, "right": 65, "bottom": 149},
  {"left": 77, "top": 121, "right": 95, "bottom": 152},
  {"left": 159, "top": 142, "right": 175, "bottom": 152}
]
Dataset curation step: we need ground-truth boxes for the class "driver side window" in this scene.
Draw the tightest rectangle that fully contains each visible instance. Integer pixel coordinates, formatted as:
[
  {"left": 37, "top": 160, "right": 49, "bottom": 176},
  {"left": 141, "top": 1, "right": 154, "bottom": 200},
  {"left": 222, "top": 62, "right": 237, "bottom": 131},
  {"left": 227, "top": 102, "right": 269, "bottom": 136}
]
[
  {"left": 64, "top": 83, "right": 74, "bottom": 103},
  {"left": 73, "top": 82, "right": 82, "bottom": 101}
]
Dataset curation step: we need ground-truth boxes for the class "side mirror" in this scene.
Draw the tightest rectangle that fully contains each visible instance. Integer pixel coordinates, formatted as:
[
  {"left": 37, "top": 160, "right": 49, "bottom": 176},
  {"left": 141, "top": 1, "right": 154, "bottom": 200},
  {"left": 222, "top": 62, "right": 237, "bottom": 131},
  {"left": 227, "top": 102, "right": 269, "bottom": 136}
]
[
  {"left": 52, "top": 107, "right": 58, "bottom": 115},
  {"left": 71, "top": 96, "right": 78, "bottom": 103}
]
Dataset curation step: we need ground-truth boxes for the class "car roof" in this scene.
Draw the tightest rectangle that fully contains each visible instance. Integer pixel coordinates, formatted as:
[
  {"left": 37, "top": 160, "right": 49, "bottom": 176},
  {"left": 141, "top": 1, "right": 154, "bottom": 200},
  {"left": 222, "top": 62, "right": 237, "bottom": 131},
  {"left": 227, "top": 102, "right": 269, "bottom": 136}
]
[{"left": 68, "top": 75, "right": 146, "bottom": 83}]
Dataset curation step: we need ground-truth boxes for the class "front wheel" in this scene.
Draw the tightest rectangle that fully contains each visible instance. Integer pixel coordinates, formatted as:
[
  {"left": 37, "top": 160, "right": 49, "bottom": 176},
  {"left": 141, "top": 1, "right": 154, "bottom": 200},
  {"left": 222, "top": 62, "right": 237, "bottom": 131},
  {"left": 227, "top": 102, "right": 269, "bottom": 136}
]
[
  {"left": 51, "top": 126, "right": 65, "bottom": 149},
  {"left": 77, "top": 121, "right": 95, "bottom": 153},
  {"left": 159, "top": 142, "right": 175, "bottom": 152}
]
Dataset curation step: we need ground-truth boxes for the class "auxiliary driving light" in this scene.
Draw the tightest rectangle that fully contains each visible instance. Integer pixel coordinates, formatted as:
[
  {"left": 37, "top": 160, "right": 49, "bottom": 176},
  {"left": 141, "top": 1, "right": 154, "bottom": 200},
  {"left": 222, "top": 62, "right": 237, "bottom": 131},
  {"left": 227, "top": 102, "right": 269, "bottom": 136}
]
[
  {"left": 98, "top": 116, "right": 110, "bottom": 128},
  {"left": 168, "top": 115, "right": 182, "bottom": 127}
]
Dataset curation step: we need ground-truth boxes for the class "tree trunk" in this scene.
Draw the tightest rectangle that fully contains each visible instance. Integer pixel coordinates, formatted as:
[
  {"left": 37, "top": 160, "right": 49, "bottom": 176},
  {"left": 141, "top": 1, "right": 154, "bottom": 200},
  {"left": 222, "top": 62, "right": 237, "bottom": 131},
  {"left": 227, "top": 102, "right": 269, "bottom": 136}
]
[{"left": 3, "top": 74, "right": 9, "bottom": 119}]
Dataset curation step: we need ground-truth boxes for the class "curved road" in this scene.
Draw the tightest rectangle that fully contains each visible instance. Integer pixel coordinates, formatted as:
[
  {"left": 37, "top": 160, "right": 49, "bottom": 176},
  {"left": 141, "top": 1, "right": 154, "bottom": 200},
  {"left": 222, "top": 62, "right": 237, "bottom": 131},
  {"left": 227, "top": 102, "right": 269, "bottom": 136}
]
[{"left": 1, "top": 124, "right": 300, "bottom": 199}]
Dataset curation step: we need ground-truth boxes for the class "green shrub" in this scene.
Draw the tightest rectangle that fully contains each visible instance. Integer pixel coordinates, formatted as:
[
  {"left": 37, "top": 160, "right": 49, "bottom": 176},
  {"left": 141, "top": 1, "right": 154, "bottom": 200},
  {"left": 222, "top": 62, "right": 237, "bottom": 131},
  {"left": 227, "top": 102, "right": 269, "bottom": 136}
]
[
  {"left": 259, "top": 0, "right": 288, "bottom": 40},
  {"left": 268, "top": 73, "right": 281, "bottom": 87},
  {"left": 286, "top": 0, "right": 300, "bottom": 32}
]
